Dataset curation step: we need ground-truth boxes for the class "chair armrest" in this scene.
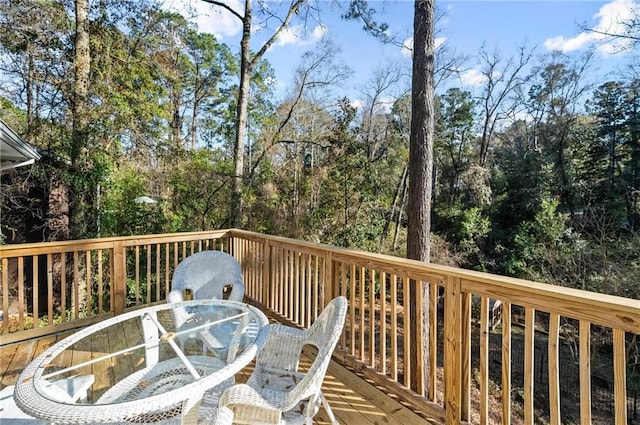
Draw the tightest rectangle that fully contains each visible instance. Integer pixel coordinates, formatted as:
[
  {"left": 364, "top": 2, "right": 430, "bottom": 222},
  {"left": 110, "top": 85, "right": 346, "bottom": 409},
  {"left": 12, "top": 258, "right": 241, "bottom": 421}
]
[
  {"left": 219, "top": 384, "right": 284, "bottom": 424},
  {"left": 266, "top": 324, "right": 308, "bottom": 342},
  {"left": 209, "top": 406, "right": 235, "bottom": 425},
  {"left": 167, "top": 290, "right": 183, "bottom": 303},
  {"left": 228, "top": 282, "right": 245, "bottom": 302},
  {"left": 250, "top": 324, "right": 310, "bottom": 377},
  {"left": 262, "top": 324, "right": 309, "bottom": 355},
  {"left": 167, "top": 290, "right": 190, "bottom": 328}
]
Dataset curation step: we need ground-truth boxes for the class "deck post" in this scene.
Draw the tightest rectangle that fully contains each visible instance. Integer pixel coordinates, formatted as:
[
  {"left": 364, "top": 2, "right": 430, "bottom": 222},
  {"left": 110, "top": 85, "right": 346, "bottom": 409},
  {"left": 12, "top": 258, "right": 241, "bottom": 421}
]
[
  {"left": 113, "top": 241, "right": 126, "bottom": 315},
  {"left": 444, "top": 275, "right": 462, "bottom": 425},
  {"left": 263, "top": 239, "right": 271, "bottom": 309},
  {"left": 325, "top": 251, "right": 335, "bottom": 307},
  {"left": 409, "top": 278, "right": 425, "bottom": 395},
  {"left": 461, "top": 290, "right": 471, "bottom": 421}
]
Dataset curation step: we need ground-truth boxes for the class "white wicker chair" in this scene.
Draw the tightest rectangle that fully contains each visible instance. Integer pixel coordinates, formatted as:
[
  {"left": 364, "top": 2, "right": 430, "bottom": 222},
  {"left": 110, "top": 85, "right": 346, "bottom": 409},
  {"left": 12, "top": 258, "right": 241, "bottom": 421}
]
[
  {"left": 168, "top": 251, "right": 246, "bottom": 358},
  {"left": 215, "top": 296, "right": 348, "bottom": 425},
  {"left": 169, "top": 250, "right": 245, "bottom": 304}
]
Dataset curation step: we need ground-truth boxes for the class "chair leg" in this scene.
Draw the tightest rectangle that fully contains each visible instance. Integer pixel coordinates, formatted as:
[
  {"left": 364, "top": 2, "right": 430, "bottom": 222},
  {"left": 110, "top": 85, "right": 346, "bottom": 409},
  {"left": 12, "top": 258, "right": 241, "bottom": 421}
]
[
  {"left": 320, "top": 392, "right": 338, "bottom": 425},
  {"left": 303, "top": 395, "right": 318, "bottom": 425}
]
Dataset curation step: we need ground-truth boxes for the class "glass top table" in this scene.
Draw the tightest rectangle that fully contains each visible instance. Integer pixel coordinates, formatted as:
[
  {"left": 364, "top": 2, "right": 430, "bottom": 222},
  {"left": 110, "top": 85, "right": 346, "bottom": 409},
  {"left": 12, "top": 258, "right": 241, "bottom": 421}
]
[{"left": 14, "top": 299, "right": 269, "bottom": 424}]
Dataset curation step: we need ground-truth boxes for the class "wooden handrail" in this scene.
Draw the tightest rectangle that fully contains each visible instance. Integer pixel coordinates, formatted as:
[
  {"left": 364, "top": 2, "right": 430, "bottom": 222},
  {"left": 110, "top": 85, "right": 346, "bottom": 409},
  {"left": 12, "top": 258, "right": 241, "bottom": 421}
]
[
  {"left": 1, "top": 228, "right": 638, "bottom": 425},
  {"left": 227, "top": 229, "right": 640, "bottom": 425},
  {"left": 229, "top": 229, "right": 639, "bottom": 332}
]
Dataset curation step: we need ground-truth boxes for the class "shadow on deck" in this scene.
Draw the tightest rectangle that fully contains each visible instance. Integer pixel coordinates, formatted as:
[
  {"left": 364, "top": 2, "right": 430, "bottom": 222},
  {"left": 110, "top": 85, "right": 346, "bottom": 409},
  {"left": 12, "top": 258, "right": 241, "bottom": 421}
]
[{"left": 1, "top": 331, "right": 437, "bottom": 425}]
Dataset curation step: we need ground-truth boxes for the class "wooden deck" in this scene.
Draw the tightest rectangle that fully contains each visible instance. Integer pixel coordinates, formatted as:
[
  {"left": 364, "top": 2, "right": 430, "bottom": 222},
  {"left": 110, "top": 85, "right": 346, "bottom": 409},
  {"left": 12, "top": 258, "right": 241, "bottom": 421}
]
[{"left": 0, "top": 331, "right": 437, "bottom": 425}]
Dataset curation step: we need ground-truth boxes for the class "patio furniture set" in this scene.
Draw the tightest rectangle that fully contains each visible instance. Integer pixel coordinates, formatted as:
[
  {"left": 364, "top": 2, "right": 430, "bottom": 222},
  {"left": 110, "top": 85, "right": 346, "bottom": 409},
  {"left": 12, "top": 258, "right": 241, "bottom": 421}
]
[{"left": 9, "top": 250, "right": 348, "bottom": 425}]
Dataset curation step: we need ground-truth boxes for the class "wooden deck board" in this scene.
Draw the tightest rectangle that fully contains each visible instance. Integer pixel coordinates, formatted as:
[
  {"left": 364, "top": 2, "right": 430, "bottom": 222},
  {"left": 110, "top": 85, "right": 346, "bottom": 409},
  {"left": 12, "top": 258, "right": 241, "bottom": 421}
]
[
  {"left": 1, "top": 339, "right": 37, "bottom": 388},
  {"left": 33, "top": 335, "right": 58, "bottom": 358},
  {"left": 325, "top": 358, "right": 437, "bottom": 425},
  {"left": 0, "top": 342, "right": 19, "bottom": 387},
  {"left": 0, "top": 333, "right": 435, "bottom": 425},
  {"left": 91, "top": 329, "right": 116, "bottom": 401}
]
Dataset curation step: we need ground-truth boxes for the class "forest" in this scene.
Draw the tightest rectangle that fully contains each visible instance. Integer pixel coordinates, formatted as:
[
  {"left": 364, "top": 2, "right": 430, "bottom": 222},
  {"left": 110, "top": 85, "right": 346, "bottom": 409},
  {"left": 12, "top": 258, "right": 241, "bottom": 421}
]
[{"left": 1, "top": 0, "right": 639, "bottom": 302}]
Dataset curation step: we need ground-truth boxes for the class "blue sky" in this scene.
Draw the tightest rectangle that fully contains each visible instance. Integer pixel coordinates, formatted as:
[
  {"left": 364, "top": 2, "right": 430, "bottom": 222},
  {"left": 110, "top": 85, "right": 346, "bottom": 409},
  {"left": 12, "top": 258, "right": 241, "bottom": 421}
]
[{"left": 167, "top": 0, "right": 639, "bottom": 104}]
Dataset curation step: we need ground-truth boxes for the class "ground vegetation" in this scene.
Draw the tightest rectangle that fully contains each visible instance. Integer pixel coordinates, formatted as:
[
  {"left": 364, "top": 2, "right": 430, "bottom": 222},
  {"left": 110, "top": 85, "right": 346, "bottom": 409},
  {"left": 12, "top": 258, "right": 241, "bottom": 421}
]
[{"left": 0, "top": 0, "right": 638, "bottom": 304}]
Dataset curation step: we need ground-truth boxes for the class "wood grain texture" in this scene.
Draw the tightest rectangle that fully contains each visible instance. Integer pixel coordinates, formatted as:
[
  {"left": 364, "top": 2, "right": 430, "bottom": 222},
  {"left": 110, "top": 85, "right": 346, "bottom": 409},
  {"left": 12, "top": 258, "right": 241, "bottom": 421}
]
[
  {"left": 2, "top": 229, "right": 639, "bottom": 425},
  {"left": 2, "top": 329, "right": 438, "bottom": 425},
  {"left": 579, "top": 321, "right": 592, "bottom": 425},
  {"left": 524, "top": 307, "right": 535, "bottom": 425},
  {"left": 502, "top": 301, "right": 512, "bottom": 425},
  {"left": 480, "top": 296, "right": 489, "bottom": 425},
  {"left": 613, "top": 329, "right": 627, "bottom": 425},
  {"left": 548, "top": 313, "right": 560, "bottom": 425}
]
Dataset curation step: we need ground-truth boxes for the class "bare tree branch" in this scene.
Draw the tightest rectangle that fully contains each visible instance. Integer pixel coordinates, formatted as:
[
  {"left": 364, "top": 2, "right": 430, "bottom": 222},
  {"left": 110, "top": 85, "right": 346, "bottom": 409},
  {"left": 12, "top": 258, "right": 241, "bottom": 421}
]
[
  {"left": 200, "top": 0, "right": 244, "bottom": 21},
  {"left": 251, "top": 0, "right": 305, "bottom": 68}
]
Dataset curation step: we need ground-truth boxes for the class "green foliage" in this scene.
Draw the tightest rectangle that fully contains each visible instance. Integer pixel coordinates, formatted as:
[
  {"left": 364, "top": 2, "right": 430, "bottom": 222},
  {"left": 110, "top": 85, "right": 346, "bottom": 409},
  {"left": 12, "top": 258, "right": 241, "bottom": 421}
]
[
  {"left": 460, "top": 208, "right": 490, "bottom": 248},
  {"left": 0, "top": 98, "right": 27, "bottom": 131},
  {"left": 342, "top": 0, "right": 390, "bottom": 42},
  {"left": 434, "top": 88, "right": 476, "bottom": 205},
  {"left": 490, "top": 141, "right": 550, "bottom": 245},
  {"left": 100, "top": 166, "right": 166, "bottom": 236},
  {"left": 166, "top": 148, "right": 234, "bottom": 231},
  {"left": 2, "top": 1, "right": 639, "bottom": 306},
  {"left": 126, "top": 278, "right": 149, "bottom": 307},
  {"left": 433, "top": 204, "right": 490, "bottom": 269},
  {"left": 505, "top": 199, "right": 584, "bottom": 283}
]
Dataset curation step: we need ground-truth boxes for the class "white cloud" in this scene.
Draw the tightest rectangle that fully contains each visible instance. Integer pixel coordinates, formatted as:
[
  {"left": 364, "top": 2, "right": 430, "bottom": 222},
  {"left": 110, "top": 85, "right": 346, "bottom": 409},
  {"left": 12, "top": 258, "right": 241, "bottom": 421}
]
[
  {"left": 543, "top": 0, "right": 638, "bottom": 55},
  {"left": 276, "top": 24, "right": 327, "bottom": 47},
  {"left": 459, "top": 68, "right": 487, "bottom": 86},
  {"left": 511, "top": 110, "right": 534, "bottom": 123},
  {"left": 402, "top": 37, "right": 412, "bottom": 57},
  {"left": 164, "top": 0, "right": 243, "bottom": 39},
  {"left": 401, "top": 36, "right": 447, "bottom": 57},
  {"left": 378, "top": 96, "right": 395, "bottom": 114},
  {"left": 593, "top": 0, "right": 638, "bottom": 53},
  {"left": 454, "top": 67, "right": 503, "bottom": 87},
  {"left": 350, "top": 99, "right": 365, "bottom": 110},
  {"left": 543, "top": 32, "right": 593, "bottom": 53}
]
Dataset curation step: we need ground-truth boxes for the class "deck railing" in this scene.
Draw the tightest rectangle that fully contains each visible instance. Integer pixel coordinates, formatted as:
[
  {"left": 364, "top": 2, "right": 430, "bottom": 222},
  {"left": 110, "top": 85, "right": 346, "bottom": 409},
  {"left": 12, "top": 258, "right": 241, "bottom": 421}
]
[
  {"left": 1, "top": 229, "right": 639, "bottom": 425},
  {"left": 0, "top": 230, "right": 231, "bottom": 340}
]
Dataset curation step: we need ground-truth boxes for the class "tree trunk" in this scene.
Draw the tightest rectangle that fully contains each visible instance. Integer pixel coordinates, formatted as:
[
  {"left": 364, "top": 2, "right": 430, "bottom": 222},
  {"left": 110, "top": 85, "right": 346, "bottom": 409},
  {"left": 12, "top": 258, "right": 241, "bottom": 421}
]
[
  {"left": 26, "top": 52, "right": 34, "bottom": 136},
  {"left": 381, "top": 165, "right": 407, "bottom": 250},
  {"left": 171, "top": 90, "right": 181, "bottom": 146},
  {"left": 393, "top": 173, "right": 409, "bottom": 251},
  {"left": 70, "top": 0, "right": 90, "bottom": 240},
  {"left": 479, "top": 114, "right": 491, "bottom": 167},
  {"left": 407, "top": 0, "right": 434, "bottom": 397},
  {"left": 202, "top": 0, "right": 304, "bottom": 227},
  {"left": 69, "top": 0, "right": 90, "bottom": 314},
  {"left": 231, "top": 0, "right": 253, "bottom": 227},
  {"left": 629, "top": 88, "right": 640, "bottom": 228},
  {"left": 191, "top": 96, "right": 198, "bottom": 149}
]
